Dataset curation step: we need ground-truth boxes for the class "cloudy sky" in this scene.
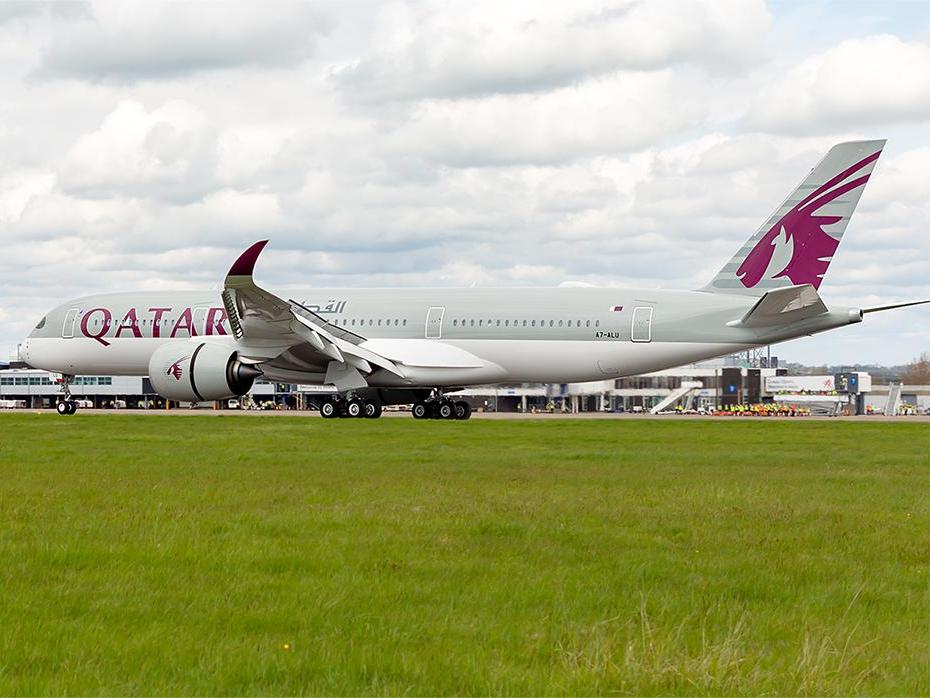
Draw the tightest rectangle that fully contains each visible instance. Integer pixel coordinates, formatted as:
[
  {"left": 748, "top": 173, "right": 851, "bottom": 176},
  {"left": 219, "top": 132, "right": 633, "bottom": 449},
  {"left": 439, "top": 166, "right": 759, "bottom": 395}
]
[{"left": 2, "top": 0, "right": 930, "bottom": 365}]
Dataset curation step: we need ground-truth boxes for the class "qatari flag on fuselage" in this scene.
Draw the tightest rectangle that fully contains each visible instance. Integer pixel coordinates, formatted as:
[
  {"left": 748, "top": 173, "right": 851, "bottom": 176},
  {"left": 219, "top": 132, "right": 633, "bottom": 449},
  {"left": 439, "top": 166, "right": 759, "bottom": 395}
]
[{"left": 610, "top": 305, "right": 623, "bottom": 312}]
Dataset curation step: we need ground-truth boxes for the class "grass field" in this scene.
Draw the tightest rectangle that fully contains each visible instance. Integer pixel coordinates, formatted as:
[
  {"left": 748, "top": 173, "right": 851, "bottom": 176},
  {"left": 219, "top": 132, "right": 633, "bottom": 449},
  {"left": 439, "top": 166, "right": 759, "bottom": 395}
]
[{"left": 1, "top": 414, "right": 930, "bottom": 695}]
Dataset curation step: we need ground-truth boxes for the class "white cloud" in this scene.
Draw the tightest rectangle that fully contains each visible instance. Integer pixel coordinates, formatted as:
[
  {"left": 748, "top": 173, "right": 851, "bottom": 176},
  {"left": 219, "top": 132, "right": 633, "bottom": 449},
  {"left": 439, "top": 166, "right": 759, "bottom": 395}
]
[
  {"left": 216, "top": 125, "right": 297, "bottom": 186},
  {"left": 336, "top": 0, "right": 770, "bottom": 101},
  {"left": 0, "top": 170, "right": 55, "bottom": 223},
  {"left": 59, "top": 99, "right": 214, "bottom": 202},
  {"left": 37, "top": 1, "right": 331, "bottom": 81},
  {"left": 384, "top": 70, "right": 708, "bottom": 166},
  {"left": 746, "top": 35, "right": 930, "bottom": 132}
]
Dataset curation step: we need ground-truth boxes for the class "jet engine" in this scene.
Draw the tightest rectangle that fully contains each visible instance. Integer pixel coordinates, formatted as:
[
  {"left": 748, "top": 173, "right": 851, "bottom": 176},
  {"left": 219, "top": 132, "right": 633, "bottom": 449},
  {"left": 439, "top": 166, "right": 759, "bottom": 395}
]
[{"left": 148, "top": 342, "right": 261, "bottom": 402}]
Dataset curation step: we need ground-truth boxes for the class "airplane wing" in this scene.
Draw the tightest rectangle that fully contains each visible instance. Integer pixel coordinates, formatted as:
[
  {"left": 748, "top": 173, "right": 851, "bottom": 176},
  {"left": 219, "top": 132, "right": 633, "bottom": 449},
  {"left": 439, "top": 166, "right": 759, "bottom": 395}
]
[
  {"left": 727, "top": 283, "right": 828, "bottom": 328},
  {"left": 221, "top": 241, "right": 502, "bottom": 392},
  {"left": 222, "top": 240, "right": 405, "bottom": 390}
]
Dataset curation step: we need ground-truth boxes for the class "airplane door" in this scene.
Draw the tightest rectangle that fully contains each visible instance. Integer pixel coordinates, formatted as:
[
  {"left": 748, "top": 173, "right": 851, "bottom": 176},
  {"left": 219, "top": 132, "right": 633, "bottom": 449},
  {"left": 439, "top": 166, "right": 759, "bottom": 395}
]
[
  {"left": 425, "top": 306, "right": 444, "bottom": 339},
  {"left": 62, "top": 308, "right": 78, "bottom": 338},
  {"left": 631, "top": 306, "right": 653, "bottom": 343}
]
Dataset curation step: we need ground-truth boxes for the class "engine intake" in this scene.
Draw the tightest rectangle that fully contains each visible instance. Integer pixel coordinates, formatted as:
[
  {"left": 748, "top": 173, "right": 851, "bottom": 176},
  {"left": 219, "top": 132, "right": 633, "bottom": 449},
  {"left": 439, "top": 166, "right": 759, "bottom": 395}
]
[{"left": 148, "top": 342, "right": 261, "bottom": 402}]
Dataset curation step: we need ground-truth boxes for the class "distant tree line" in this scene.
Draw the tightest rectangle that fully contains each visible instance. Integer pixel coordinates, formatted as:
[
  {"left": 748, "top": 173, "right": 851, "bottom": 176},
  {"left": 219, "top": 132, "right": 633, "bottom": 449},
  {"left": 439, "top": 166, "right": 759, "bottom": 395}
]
[
  {"left": 901, "top": 352, "right": 930, "bottom": 385},
  {"left": 778, "top": 356, "right": 930, "bottom": 385}
]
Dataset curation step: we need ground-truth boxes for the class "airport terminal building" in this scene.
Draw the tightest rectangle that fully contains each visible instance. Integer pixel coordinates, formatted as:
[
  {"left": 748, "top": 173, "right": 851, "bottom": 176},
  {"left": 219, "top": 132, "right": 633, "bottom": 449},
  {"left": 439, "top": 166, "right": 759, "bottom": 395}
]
[{"left": 0, "top": 362, "right": 918, "bottom": 415}]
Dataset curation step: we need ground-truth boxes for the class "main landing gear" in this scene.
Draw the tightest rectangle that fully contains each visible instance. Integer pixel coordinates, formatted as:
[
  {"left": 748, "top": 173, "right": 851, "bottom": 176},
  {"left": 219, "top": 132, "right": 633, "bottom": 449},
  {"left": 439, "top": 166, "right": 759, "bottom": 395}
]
[
  {"left": 56, "top": 374, "right": 78, "bottom": 416},
  {"left": 319, "top": 395, "right": 383, "bottom": 419},
  {"left": 412, "top": 397, "right": 472, "bottom": 420},
  {"left": 317, "top": 392, "right": 472, "bottom": 421}
]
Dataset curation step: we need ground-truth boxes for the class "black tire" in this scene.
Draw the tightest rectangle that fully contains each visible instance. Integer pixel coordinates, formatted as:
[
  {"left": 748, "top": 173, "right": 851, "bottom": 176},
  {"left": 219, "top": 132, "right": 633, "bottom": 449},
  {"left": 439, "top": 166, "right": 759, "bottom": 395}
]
[
  {"left": 56, "top": 401, "right": 70, "bottom": 416},
  {"left": 438, "top": 401, "right": 455, "bottom": 419},
  {"left": 364, "top": 401, "right": 382, "bottom": 419},
  {"left": 67, "top": 401, "right": 77, "bottom": 415},
  {"left": 454, "top": 401, "right": 472, "bottom": 420},
  {"left": 412, "top": 402, "right": 428, "bottom": 419},
  {"left": 346, "top": 399, "right": 363, "bottom": 418},
  {"left": 320, "top": 400, "right": 338, "bottom": 419}
]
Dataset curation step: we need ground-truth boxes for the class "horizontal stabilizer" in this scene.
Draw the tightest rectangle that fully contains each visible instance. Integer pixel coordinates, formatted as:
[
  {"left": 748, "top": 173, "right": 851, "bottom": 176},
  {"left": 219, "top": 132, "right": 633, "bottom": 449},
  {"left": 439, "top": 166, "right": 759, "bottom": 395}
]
[
  {"left": 728, "top": 284, "right": 827, "bottom": 328},
  {"left": 863, "top": 299, "right": 930, "bottom": 314}
]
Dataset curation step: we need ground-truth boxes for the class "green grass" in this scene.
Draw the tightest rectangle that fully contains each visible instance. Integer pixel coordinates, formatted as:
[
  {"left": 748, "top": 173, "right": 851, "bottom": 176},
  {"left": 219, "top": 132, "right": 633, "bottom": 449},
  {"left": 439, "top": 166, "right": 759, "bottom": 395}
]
[{"left": 1, "top": 414, "right": 930, "bottom": 695}]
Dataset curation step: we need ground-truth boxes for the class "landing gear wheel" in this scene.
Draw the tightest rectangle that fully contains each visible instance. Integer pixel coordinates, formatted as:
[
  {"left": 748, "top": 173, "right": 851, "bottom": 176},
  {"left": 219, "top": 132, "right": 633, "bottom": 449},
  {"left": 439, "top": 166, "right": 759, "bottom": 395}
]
[
  {"left": 320, "top": 399, "right": 338, "bottom": 419},
  {"left": 364, "top": 401, "right": 382, "bottom": 419},
  {"left": 438, "top": 401, "right": 455, "bottom": 420},
  {"left": 56, "top": 374, "right": 77, "bottom": 416},
  {"left": 412, "top": 402, "right": 428, "bottom": 419},
  {"left": 346, "top": 399, "right": 363, "bottom": 418},
  {"left": 454, "top": 401, "right": 472, "bottom": 420}
]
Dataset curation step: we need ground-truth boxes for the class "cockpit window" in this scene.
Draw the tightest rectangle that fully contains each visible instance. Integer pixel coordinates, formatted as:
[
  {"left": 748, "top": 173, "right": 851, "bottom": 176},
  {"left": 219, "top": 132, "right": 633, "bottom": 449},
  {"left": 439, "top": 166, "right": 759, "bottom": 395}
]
[{"left": 34, "top": 316, "right": 46, "bottom": 330}]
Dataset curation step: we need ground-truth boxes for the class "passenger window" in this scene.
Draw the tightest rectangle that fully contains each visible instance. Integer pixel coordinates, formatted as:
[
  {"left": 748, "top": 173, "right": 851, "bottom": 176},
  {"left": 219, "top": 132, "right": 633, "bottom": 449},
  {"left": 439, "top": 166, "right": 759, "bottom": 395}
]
[
  {"left": 549, "top": 320, "right": 554, "bottom": 327},
  {"left": 496, "top": 320, "right": 501, "bottom": 326},
  {"left": 595, "top": 320, "right": 600, "bottom": 327},
  {"left": 586, "top": 320, "right": 590, "bottom": 327},
  {"left": 504, "top": 320, "right": 509, "bottom": 327},
  {"left": 403, "top": 319, "right": 407, "bottom": 326},
  {"left": 558, "top": 320, "right": 563, "bottom": 327}
]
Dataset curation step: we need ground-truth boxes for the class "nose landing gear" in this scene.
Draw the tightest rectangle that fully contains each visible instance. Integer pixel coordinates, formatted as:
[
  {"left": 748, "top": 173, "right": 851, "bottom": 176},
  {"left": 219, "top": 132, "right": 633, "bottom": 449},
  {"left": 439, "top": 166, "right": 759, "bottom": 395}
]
[
  {"left": 56, "top": 400, "right": 76, "bottom": 416},
  {"left": 56, "top": 374, "right": 77, "bottom": 416}
]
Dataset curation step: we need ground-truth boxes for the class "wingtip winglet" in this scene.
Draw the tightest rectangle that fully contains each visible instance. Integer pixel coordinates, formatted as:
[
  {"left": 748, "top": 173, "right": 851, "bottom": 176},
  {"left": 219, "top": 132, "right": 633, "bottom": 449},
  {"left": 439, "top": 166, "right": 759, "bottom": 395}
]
[{"left": 227, "top": 240, "right": 269, "bottom": 278}]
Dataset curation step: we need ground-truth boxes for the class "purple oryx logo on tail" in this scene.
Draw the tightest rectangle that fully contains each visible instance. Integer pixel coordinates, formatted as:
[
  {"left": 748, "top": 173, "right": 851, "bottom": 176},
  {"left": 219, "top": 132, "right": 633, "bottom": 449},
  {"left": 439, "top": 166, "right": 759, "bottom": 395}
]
[{"left": 737, "top": 150, "right": 880, "bottom": 290}]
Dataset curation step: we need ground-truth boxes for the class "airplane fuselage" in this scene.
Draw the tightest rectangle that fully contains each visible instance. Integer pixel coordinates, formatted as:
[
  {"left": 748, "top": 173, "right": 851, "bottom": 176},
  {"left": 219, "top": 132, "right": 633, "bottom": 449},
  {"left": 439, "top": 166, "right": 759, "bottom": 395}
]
[{"left": 23, "top": 286, "right": 861, "bottom": 386}]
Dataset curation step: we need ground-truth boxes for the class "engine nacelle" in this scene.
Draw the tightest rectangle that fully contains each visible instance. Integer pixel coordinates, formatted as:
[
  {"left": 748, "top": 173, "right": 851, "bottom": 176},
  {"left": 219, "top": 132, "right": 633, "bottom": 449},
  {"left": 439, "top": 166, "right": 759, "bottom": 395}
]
[{"left": 148, "top": 342, "right": 261, "bottom": 402}]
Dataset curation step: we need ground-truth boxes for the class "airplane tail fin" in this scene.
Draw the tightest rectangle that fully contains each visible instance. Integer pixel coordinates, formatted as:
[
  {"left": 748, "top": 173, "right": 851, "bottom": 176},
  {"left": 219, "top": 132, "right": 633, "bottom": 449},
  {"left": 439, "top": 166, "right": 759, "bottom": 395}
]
[{"left": 703, "top": 140, "right": 885, "bottom": 295}]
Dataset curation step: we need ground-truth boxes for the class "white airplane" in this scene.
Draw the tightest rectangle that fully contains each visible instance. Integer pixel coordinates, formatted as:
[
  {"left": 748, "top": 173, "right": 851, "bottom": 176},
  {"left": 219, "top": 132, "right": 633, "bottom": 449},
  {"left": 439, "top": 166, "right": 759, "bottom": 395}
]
[{"left": 20, "top": 139, "right": 928, "bottom": 419}]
